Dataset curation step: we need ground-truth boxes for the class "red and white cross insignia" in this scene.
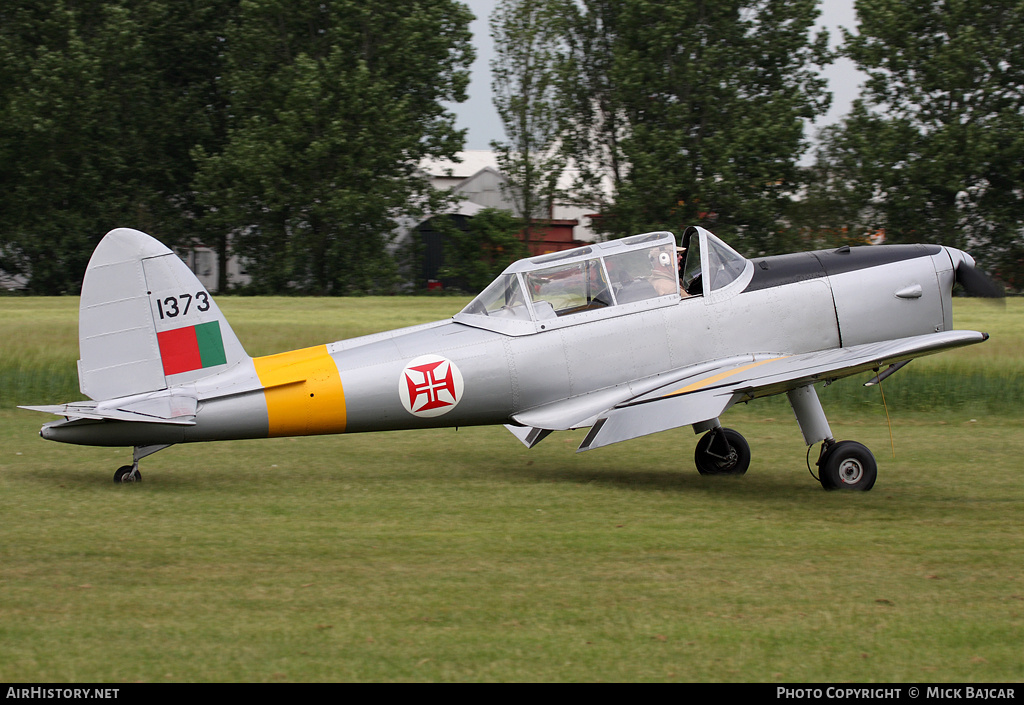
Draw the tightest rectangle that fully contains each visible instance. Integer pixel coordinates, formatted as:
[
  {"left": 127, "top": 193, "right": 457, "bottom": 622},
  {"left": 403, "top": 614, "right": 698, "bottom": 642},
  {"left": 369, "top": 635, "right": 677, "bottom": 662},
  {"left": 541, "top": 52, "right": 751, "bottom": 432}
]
[{"left": 398, "top": 354, "right": 464, "bottom": 418}]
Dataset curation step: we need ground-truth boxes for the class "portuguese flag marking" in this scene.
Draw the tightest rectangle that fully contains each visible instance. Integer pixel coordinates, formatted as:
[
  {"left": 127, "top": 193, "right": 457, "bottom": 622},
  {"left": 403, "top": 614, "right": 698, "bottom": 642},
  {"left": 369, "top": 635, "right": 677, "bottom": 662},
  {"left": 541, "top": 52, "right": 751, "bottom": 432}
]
[{"left": 157, "top": 320, "right": 228, "bottom": 376}]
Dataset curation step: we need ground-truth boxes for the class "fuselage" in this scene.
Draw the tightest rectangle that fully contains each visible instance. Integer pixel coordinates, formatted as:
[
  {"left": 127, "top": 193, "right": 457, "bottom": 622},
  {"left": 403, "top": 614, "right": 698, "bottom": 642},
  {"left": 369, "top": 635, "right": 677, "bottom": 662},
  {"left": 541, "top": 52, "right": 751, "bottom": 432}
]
[{"left": 40, "top": 228, "right": 964, "bottom": 450}]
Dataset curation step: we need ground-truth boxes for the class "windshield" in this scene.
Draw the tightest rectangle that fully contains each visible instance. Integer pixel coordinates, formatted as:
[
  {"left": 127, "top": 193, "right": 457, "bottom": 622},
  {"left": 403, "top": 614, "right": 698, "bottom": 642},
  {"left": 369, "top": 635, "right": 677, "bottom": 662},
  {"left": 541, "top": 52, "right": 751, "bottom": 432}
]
[
  {"left": 682, "top": 235, "right": 702, "bottom": 292},
  {"left": 706, "top": 235, "right": 747, "bottom": 291},
  {"left": 460, "top": 273, "right": 531, "bottom": 321}
]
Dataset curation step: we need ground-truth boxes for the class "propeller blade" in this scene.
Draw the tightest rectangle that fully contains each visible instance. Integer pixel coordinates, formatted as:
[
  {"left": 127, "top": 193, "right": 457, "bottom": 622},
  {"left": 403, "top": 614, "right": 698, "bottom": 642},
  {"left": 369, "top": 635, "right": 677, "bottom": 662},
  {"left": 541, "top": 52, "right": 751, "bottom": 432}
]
[{"left": 956, "top": 261, "right": 1005, "bottom": 299}]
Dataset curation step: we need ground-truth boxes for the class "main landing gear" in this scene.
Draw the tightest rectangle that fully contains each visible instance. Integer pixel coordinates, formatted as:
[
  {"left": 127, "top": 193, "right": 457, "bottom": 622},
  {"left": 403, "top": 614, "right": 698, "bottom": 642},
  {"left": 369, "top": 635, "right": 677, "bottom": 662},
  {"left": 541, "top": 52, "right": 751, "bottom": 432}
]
[
  {"left": 694, "top": 427, "right": 750, "bottom": 476},
  {"left": 816, "top": 440, "right": 877, "bottom": 491},
  {"left": 692, "top": 384, "right": 879, "bottom": 491},
  {"left": 692, "top": 424, "right": 878, "bottom": 491}
]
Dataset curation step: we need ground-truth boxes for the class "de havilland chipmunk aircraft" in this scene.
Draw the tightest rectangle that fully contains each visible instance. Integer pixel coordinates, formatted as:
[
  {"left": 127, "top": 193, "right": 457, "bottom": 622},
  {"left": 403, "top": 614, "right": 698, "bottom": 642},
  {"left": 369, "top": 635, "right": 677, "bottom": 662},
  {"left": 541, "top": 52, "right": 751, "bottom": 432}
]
[{"left": 22, "top": 226, "right": 1000, "bottom": 490}]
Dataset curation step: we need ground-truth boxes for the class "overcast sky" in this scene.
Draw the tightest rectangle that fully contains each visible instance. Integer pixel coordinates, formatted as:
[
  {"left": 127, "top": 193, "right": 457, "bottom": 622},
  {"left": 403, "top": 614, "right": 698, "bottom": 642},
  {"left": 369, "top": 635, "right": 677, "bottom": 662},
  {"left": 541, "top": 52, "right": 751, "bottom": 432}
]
[{"left": 449, "top": 0, "right": 864, "bottom": 150}]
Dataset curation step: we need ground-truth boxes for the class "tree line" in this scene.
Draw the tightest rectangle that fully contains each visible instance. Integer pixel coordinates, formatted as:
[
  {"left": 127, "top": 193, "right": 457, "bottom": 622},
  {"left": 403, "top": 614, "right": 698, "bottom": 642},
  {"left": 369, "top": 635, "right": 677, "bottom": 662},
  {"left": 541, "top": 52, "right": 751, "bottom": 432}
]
[
  {"left": 492, "top": 0, "right": 1024, "bottom": 290},
  {"left": 0, "top": 0, "right": 473, "bottom": 294},
  {"left": 2, "top": 1, "right": 1022, "bottom": 294}
]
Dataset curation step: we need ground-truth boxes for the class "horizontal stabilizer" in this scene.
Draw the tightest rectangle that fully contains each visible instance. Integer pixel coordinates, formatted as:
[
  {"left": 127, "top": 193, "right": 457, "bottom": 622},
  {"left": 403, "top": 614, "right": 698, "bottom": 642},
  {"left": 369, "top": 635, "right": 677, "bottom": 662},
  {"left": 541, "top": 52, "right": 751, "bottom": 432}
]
[{"left": 20, "top": 391, "right": 197, "bottom": 425}]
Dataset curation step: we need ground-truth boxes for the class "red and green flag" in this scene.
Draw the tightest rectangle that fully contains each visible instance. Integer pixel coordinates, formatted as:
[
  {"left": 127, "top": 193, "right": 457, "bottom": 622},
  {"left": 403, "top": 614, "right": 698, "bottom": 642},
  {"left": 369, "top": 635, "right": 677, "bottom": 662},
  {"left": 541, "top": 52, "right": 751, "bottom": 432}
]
[{"left": 157, "top": 321, "right": 227, "bottom": 376}]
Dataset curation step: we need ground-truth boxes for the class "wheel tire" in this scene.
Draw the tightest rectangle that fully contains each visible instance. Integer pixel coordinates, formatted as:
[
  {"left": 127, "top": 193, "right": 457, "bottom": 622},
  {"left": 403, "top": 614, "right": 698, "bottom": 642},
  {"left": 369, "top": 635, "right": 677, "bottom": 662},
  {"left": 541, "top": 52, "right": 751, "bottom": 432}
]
[
  {"left": 113, "top": 465, "right": 141, "bottom": 483},
  {"left": 818, "top": 441, "right": 876, "bottom": 491},
  {"left": 694, "top": 428, "right": 750, "bottom": 476}
]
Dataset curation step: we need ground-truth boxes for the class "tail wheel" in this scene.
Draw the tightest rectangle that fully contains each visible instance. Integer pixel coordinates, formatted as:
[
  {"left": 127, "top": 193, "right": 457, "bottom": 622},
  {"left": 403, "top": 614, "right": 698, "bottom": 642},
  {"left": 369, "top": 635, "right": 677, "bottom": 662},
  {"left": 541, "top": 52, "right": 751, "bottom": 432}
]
[
  {"left": 113, "top": 465, "right": 141, "bottom": 483},
  {"left": 694, "top": 428, "right": 750, "bottom": 476},
  {"left": 818, "top": 441, "right": 876, "bottom": 491}
]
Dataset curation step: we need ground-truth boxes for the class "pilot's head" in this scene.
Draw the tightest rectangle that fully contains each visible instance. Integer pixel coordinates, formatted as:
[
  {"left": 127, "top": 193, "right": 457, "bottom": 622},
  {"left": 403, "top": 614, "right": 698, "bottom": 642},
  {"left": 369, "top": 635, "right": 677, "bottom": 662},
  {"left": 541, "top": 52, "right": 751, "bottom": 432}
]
[{"left": 650, "top": 247, "right": 674, "bottom": 270}]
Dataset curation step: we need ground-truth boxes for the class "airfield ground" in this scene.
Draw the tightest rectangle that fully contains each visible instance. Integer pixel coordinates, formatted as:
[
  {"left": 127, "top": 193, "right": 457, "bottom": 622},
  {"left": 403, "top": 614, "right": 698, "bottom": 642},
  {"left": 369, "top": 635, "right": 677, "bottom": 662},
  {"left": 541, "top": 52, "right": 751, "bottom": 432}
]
[{"left": 1, "top": 297, "right": 1021, "bottom": 682}]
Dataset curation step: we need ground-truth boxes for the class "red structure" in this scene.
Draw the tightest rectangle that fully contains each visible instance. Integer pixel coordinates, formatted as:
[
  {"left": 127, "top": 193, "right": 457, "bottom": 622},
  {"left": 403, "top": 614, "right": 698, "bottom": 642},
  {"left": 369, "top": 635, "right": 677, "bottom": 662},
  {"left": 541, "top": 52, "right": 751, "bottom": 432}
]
[
  {"left": 520, "top": 218, "right": 587, "bottom": 256},
  {"left": 416, "top": 214, "right": 590, "bottom": 291}
]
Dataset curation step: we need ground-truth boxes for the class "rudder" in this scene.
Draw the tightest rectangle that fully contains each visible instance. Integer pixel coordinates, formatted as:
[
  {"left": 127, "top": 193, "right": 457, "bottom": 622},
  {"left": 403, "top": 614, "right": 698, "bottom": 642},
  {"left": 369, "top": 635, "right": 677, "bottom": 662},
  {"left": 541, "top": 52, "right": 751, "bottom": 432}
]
[{"left": 78, "top": 228, "right": 248, "bottom": 401}]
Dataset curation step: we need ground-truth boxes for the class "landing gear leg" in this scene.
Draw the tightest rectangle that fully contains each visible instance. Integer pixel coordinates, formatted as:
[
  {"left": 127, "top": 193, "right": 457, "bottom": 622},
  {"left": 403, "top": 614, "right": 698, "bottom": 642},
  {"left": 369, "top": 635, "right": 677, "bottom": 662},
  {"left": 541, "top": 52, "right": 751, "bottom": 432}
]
[{"left": 788, "top": 384, "right": 878, "bottom": 491}]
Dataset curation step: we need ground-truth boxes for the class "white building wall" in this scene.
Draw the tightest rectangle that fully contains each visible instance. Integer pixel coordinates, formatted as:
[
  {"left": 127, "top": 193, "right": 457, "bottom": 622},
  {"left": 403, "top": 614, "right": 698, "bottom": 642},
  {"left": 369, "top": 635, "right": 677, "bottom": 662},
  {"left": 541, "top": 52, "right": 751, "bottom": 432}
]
[{"left": 420, "top": 150, "right": 603, "bottom": 242}]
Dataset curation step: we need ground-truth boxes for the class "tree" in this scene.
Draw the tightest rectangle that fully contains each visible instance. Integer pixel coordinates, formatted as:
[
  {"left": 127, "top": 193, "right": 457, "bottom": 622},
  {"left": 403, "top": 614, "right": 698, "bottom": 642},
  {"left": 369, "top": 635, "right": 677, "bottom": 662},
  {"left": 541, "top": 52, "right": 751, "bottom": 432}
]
[
  {"left": 490, "top": 0, "right": 567, "bottom": 248},
  {"left": 558, "top": 0, "right": 629, "bottom": 214},
  {"left": 818, "top": 0, "right": 1024, "bottom": 287},
  {"left": 0, "top": 0, "right": 238, "bottom": 293},
  {"left": 434, "top": 207, "right": 528, "bottom": 292},
  {"left": 561, "top": 0, "right": 832, "bottom": 253},
  {"left": 192, "top": 0, "right": 475, "bottom": 294}
]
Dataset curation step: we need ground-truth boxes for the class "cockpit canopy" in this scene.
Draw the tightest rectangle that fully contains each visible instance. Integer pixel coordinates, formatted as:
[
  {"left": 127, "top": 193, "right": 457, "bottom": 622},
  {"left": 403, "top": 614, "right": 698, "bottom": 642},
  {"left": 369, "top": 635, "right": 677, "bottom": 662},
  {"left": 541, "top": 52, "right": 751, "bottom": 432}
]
[{"left": 454, "top": 228, "right": 749, "bottom": 336}]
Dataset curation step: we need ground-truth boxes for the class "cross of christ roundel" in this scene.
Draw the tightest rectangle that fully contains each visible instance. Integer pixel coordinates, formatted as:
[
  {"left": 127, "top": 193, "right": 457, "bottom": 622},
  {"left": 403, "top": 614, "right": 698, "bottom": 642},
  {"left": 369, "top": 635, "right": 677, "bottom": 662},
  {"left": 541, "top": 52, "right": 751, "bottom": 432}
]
[{"left": 398, "top": 354, "right": 465, "bottom": 418}]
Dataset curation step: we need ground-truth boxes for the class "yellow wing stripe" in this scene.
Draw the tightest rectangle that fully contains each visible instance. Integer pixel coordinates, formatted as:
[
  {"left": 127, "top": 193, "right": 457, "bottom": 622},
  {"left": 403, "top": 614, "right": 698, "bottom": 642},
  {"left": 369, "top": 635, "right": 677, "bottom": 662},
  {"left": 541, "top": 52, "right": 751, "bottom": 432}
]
[
  {"left": 253, "top": 345, "right": 347, "bottom": 437},
  {"left": 666, "top": 357, "right": 785, "bottom": 397}
]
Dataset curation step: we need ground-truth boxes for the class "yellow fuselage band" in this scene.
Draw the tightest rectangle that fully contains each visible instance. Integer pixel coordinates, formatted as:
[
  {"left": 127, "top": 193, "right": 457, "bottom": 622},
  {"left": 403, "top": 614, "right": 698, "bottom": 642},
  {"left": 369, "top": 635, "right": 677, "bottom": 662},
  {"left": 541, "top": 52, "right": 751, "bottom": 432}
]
[{"left": 253, "top": 345, "right": 347, "bottom": 437}]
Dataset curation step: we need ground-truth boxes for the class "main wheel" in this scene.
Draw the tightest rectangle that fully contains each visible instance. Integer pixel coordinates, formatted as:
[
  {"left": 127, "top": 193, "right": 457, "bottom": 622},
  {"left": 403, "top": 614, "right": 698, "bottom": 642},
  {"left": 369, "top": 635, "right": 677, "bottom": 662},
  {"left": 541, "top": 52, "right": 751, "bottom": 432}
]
[
  {"left": 113, "top": 465, "right": 141, "bottom": 483},
  {"left": 818, "top": 441, "right": 876, "bottom": 491},
  {"left": 694, "top": 428, "right": 750, "bottom": 476}
]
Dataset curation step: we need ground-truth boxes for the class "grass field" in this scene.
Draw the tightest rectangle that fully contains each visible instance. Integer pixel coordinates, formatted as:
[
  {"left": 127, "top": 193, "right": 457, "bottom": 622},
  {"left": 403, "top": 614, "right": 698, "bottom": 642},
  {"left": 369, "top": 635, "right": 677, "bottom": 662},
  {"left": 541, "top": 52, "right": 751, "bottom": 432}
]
[{"left": 1, "top": 297, "right": 1022, "bottom": 682}]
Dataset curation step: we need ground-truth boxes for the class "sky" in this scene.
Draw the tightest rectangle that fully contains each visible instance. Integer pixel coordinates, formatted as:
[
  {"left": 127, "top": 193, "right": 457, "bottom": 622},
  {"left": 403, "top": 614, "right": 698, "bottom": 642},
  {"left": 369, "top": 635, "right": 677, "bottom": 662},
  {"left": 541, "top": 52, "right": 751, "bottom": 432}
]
[{"left": 449, "top": 0, "right": 864, "bottom": 150}]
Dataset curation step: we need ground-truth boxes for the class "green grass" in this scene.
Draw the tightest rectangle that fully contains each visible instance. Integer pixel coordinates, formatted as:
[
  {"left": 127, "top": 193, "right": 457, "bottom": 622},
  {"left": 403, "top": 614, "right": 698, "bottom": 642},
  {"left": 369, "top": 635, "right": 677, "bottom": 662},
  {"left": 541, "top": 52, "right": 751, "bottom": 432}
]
[
  {"left": 1, "top": 296, "right": 474, "bottom": 407},
  {"left": 3, "top": 296, "right": 1022, "bottom": 411},
  {"left": 1, "top": 297, "right": 1022, "bottom": 682}
]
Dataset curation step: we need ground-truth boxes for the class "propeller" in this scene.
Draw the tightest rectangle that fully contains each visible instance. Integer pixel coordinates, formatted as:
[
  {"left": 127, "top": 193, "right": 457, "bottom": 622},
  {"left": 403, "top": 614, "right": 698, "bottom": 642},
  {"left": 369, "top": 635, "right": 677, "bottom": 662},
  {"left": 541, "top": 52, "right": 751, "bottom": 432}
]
[{"left": 955, "top": 260, "right": 1005, "bottom": 300}]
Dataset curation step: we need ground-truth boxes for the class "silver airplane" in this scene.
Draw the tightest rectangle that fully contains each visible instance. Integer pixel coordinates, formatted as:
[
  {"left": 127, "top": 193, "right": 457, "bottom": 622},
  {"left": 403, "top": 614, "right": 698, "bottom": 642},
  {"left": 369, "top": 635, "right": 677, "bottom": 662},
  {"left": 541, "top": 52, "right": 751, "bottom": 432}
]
[{"left": 22, "top": 226, "right": 998, "bottom": 490}]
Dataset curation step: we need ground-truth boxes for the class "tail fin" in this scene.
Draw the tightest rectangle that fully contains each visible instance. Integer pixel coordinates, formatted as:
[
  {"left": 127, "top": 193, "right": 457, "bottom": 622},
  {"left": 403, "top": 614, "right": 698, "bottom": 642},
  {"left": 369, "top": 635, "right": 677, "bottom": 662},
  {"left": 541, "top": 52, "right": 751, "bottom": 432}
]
[{"left": 78, "top": 228, "right": 248, "bottom": 401}]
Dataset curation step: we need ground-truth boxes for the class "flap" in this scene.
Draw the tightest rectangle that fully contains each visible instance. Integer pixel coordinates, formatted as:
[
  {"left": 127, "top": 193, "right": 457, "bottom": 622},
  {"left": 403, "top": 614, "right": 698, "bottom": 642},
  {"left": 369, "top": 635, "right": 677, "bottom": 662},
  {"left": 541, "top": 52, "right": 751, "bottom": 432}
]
[
  {"left": 511, "top": 355, "right": 759, "bottom": 431},
  {"left": 504, "top": 424, "right": 553, "bottom": 449},
  {"left": 578, "top": 387, "right": 738, "bottom": 452}
]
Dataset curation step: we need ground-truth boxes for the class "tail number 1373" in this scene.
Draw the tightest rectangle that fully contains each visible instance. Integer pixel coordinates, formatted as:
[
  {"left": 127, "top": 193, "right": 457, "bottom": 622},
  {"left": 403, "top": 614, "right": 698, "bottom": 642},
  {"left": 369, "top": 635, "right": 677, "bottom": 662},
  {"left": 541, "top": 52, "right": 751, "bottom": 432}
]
[{"left": 155, "top": 292, "right": 211, "bottom": 320}]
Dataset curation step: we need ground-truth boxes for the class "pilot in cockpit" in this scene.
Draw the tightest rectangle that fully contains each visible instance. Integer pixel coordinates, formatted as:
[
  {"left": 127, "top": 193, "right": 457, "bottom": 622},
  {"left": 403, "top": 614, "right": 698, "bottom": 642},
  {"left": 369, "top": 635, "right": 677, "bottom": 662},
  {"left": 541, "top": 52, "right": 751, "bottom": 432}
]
[
  {"left": 650, "top": 246, "right": 689, "bottom": 298},
  {"left": 676, "top": 246, "right": 690, "bottom": 298}
]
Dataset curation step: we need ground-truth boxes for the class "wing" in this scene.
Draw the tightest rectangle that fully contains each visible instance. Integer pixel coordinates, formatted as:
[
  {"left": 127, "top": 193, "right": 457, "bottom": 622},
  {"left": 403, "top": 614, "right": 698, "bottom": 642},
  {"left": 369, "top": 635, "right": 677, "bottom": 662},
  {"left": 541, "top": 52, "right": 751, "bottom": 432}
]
[
  {"left": 504, "top": 354, "right": 760, "bottom": 447},
  {"left": 508, "top": 330, "right": 987, "bottom": 452}
]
